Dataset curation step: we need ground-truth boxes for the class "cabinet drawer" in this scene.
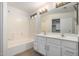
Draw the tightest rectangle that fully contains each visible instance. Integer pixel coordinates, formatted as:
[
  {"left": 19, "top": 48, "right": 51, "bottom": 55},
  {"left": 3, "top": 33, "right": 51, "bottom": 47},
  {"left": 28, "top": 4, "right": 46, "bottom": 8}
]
[
  {"left": 47, "top": 37, "right": 61, "bottom": 45},
  {"left": 62, "top": 40, "right": 77, "bottom": 49},
  {"left": 47, "top": 44, "right": 61, "bottom": 56},
  {"left": 62, "top": 47, "right": 77, "bottom": 56}
]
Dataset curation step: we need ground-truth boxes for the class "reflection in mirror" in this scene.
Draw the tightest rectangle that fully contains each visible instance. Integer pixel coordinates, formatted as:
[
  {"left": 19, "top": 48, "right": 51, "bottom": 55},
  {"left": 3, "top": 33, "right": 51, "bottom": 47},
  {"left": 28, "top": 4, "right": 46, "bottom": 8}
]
[
  {"left": 40, "top": 2, "right": 78, "bottom": 34},
  {"left": 52, "top": 18, "right": 60, "bottom": 33}
]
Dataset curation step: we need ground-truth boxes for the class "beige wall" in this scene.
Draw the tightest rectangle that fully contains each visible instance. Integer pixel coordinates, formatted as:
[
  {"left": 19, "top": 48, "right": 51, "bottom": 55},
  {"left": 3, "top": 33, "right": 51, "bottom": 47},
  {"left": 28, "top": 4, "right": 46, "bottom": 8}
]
[{"left": 29, "top": 18, "right": 36, "bottom": 38}]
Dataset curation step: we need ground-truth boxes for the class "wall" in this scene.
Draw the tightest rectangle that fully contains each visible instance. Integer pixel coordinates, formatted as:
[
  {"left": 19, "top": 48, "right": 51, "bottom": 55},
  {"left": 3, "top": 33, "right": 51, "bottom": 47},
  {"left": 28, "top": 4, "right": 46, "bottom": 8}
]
[
  {"left": 7, "top": 5, "right": 31, "bottom": 41},
  {"left": 78, "top": 6, "right": 79, "bottom": 34},
  {"left": 29, "top": 14, "right": 41, "bottom": 39},
  {"left": 0, "top": 2, "right": 3, "bottom": 56},
  {"left": 40, "top": 11, "right": 76, "bottom": 33},
  {"left": 29, "top": 17, "right": 36, "bottom": 38}
]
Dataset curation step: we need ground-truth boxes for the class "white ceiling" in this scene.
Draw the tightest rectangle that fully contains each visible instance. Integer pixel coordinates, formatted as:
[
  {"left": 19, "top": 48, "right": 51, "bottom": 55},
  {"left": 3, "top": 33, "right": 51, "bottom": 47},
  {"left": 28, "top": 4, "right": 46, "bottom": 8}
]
[
  {"left": 8, "top": 2, "right": 75, "bottom": 15},
  {"left": 8, "top": 2, "right": 47, "bottom": 14}
]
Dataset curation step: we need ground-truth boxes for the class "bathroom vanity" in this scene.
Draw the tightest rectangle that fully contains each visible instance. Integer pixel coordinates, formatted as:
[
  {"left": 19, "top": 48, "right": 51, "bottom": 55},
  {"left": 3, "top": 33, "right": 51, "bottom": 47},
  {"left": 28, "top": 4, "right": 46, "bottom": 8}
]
[
  {"left": 33, "top": 3, "right": 79, "bottom": 56},
  {"left": 33, "top": 33, "right": 78, "bottom": 56}
]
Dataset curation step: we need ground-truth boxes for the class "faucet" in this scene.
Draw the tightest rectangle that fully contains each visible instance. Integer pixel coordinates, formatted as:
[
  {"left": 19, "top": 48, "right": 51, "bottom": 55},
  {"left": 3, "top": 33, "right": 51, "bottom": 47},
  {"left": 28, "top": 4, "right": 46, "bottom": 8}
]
[
  {"left": 42, "top": 31, "right": 46, "bottom": 35},
  {"left": 61, "top": 33, "right": 64, "bottom": 37}
]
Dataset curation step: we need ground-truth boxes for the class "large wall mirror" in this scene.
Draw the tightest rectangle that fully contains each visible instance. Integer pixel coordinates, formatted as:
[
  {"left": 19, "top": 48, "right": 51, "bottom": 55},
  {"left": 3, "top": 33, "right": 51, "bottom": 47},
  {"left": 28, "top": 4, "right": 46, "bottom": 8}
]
[{"left": 40, "top": 2, "right": 78, "bottom": 34}]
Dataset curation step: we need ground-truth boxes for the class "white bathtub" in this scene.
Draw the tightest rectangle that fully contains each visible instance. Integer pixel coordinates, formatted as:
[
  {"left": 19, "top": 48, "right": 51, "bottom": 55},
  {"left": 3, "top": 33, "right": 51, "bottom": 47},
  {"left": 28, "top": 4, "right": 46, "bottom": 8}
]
[{"left": 7, "top": 38, "right": 33, "bottom": 56}]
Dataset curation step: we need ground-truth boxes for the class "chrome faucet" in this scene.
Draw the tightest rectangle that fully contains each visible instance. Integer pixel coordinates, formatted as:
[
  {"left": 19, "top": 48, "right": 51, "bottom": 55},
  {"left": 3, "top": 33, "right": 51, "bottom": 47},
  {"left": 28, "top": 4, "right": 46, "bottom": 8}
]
[{"left": 61, "top": 33, "right": 64, "bottom": 37}]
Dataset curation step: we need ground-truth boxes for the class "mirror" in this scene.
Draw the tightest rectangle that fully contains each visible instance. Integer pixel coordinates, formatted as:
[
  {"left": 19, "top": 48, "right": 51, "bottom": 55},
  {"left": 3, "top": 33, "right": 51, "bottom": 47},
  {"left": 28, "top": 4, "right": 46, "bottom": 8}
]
[{"left": 40, "top": 2, "right": 78, "bottom": 34}]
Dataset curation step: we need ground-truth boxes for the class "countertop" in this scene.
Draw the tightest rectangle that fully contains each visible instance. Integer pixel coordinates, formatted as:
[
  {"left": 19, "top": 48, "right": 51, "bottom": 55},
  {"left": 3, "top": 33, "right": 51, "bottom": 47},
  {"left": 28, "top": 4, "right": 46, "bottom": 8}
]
[{"left": 36, "top": 33, "right": 78, "bottom": 42}]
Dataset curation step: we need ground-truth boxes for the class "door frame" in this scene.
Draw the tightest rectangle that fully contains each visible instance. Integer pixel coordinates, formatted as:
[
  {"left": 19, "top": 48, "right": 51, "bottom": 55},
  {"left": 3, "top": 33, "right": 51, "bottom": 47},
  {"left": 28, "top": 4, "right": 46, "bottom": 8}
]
[{"left": 0, "top": 2, "right": 7, "bottom": 56}]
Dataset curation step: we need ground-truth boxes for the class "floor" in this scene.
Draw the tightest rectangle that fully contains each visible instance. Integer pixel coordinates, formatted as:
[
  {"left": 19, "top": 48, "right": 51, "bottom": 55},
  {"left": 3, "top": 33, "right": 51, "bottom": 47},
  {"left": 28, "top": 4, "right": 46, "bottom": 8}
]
[{"left": 16, "top": 48, "right": 42, "bottom": 56}]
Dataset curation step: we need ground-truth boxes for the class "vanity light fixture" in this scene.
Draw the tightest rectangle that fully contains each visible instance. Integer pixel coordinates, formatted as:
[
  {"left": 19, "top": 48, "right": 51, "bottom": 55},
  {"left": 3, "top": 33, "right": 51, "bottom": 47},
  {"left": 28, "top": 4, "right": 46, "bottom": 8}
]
[
  {"left": 30, "top": 7, "right": 48, "bottom": 19},
  {"left": 30, "top": 13, "right": 37, "bottom": 19},
  {"left": 39, "top": 8, "right": 48, "bottom": 14},
  {"left": 56, "top": 2, "right": 70, "bottom": 8}
]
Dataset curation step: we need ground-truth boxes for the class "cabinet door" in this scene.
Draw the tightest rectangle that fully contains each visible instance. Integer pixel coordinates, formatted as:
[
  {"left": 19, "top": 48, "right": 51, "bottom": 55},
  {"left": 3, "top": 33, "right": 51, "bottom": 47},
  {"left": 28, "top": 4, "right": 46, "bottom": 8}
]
[
  {"left": 34, "top": 36, "right": 46, "bottom": 55},
  {"left": 47, "top": 44, "right": 61, "bottom": 56},
  {"left": 33, "top": 38, "right": 38, "bottom": 51},
  {"left": 62, "top": 47, "right": 77, "bottom": 56},
  {"left": 38, "top": 37, "right": 46, "bottom": 55}
]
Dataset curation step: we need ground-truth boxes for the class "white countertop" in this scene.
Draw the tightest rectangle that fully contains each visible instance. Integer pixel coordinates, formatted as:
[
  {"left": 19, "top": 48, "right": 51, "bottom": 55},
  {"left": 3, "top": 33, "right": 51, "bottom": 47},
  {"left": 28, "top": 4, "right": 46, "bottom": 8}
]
[{"left": 36, "top": 33, "right": 78, "bottom": 42}]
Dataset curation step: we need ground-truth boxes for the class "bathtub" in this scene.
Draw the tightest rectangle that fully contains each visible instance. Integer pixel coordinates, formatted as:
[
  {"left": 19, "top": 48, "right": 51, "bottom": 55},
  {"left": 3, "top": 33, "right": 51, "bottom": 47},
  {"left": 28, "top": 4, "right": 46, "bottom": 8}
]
[{"left": 7, "top": 38, "right": 33, "bottom": 56}]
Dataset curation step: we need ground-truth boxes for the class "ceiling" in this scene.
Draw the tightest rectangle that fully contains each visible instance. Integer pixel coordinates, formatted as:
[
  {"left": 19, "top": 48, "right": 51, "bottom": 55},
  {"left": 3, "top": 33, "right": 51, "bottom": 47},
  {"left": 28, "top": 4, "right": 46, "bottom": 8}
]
[
  {"left": 8, "top": 2, "right": 47, "bottom": 14},
  {"left": 8, "top": 2, "right": 75, "bottom": 15}
]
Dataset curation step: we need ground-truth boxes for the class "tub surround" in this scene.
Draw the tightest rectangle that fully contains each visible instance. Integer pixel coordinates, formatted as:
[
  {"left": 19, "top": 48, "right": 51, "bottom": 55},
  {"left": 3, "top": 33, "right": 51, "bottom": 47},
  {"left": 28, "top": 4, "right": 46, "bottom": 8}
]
[{"left": 7, "top": 5, "right": 33, "bottom": 56}]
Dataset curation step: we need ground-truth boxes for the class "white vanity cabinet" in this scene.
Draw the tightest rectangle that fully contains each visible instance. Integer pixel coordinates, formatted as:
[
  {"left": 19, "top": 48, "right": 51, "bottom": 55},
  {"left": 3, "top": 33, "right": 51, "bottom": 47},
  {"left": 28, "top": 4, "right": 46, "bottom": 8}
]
[
  {"left": 46, "top": 37, "right": 61, "bottom": 56},
  {"left": 34, "top": 35, "right": 78, "bottom": 56},
  {"left": 46, "top": 43, "right": 61, "bottom": 56},
  {"left": 34, "top": 36, "right": 46, "bottom": 55},
  {"left": 61, "top": 40, "right": 78, "bottom": 56},
  {"left": 33, "top": 37, "right": 38, "bottom": 51},
  {"left": 47, "top": 44, "right": 61, "bottom": 56}
]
